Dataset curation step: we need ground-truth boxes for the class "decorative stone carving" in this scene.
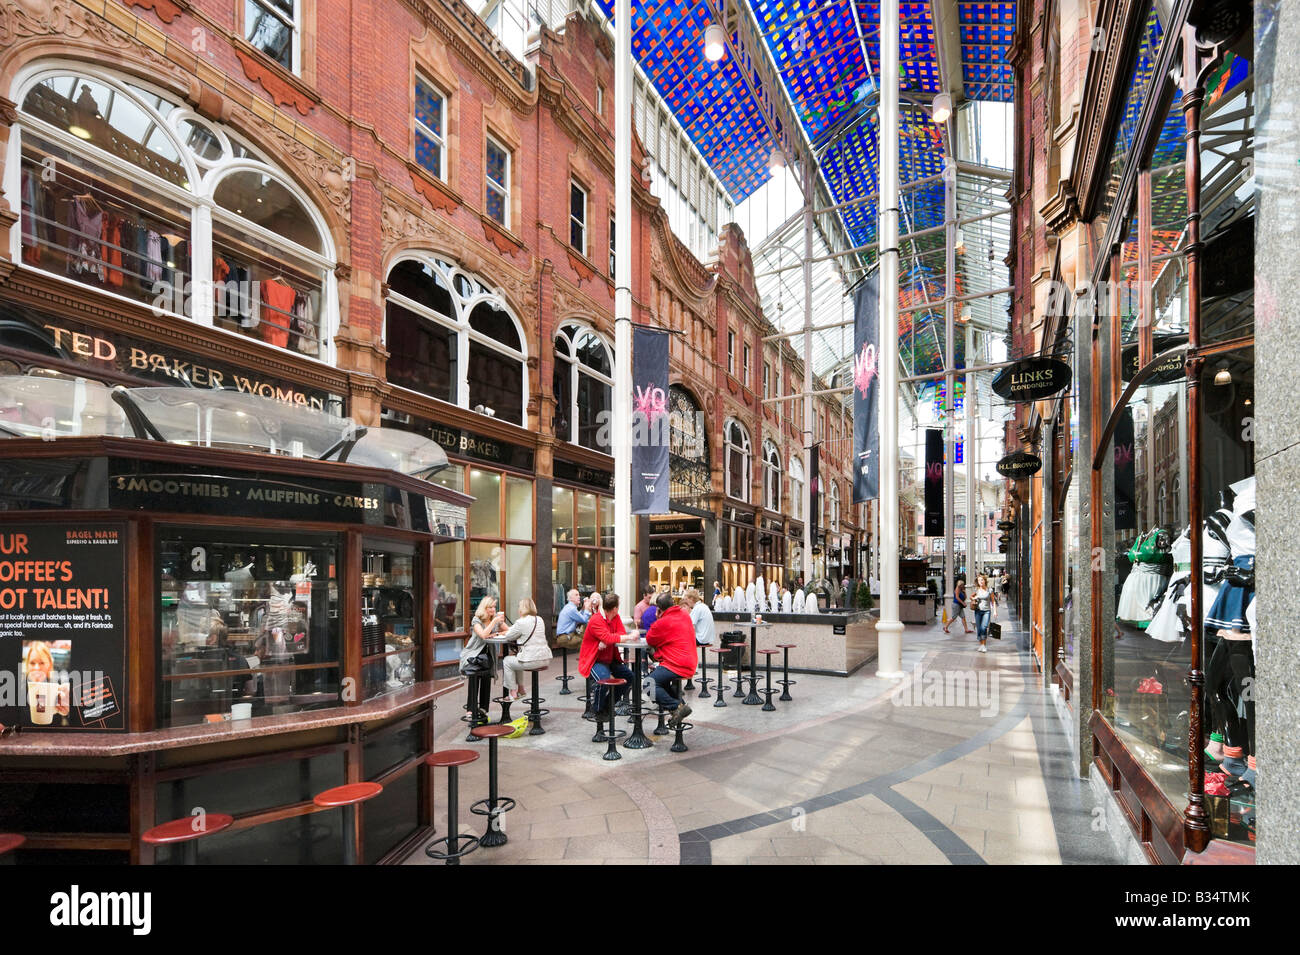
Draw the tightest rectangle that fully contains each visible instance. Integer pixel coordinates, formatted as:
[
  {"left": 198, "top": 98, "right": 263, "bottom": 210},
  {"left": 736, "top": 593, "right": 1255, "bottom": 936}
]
[
  {"left": 0, "top": 0, "right": 175, "bottom": 77},
  {"left": 234, "top": 46, "right": 316, "bottom": 116},
  {"left": 482, "top": 218, "right": 521, "bottom": 258},
  {"left": 566, "top": 248, "right": 595, "bottom": 285},
  {"left": 409, "top": 168, "right": 460, "bottom": 215},
  {"left": 126, "top": 0, "right": 186, "bottom": 24}
]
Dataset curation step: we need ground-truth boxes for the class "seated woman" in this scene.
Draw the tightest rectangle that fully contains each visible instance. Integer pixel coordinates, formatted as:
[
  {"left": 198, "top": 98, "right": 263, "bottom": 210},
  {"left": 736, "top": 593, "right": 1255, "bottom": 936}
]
[
  {"left": 460, "top": 596, "right": 506, "bottom": 721},
  {"left": 578, "top": 592, "right": 635, "bottom": 714},
  {"left": 501, "top": 597, "right": 551, "bottom": 701}
]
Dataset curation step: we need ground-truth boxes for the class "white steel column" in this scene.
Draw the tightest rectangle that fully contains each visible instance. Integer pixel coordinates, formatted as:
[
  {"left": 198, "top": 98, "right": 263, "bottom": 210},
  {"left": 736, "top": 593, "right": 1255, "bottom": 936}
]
[
  {"left": 802, "top": 159, "right": 814, "bottom": 585},
  {"left": 613, "top": 0, "right": 633, "bottom": 614},
  {"left": 943, "top": 164, "right": 955, "bottom": 598},
  {"left": 965, "top": 319, "right": 976, "bottom": 580},
  {"left": 875, "top": 0, "right": 904, "bottom": 678}
]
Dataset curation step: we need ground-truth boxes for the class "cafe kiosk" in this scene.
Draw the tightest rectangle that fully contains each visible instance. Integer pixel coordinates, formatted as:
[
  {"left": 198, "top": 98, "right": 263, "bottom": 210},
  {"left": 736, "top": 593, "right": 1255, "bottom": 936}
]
[{"left": 0, "top": 376, "right": 472, "bottom": 864}]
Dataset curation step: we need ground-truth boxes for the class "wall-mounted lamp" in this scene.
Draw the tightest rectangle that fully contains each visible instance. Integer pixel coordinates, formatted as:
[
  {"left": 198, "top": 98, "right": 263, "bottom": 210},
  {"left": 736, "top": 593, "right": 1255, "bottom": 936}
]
[
  {"left": 931, "top": 92, "right": 952, "bottom": 125},
  {"left": 768, "top": 146, "right": 785, "bottom": 176}
]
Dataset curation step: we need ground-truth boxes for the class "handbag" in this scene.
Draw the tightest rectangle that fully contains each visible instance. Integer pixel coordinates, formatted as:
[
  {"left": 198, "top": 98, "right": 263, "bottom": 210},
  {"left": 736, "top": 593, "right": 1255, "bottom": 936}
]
[
  {"left": 460, "top": 648, "right": 492, "bottom": 676},
  {"left": 987, "top": 621, "right": 1002, "bottom": 641}
]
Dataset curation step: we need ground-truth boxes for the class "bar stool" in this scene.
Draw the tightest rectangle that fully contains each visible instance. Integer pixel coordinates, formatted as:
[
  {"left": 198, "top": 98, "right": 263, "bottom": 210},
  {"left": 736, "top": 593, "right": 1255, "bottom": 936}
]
[
  {"left": 696, "top": 644, "right": 713, "bottom": 699},
  {"left": 142, "top": 812, "right": 234, "bottom": 865},
  {"left": 776, "top": 644, "right": 798, "bottom": 701},
  {"left": 555, "top": 646, "right": 575, "bottom": 695},
  {"left": 424, "top": 750, "right": 481, "bottom": 866},
  {"left": 493, "top": 691, "right": 516, "bottom": 725},
  {"left": 313, "top": 782, "right": 382, "bottom": 866},
  {"left": 727, "top": 642, "right": 748, "bottom": 697},
  {"left": 469, "top": 724, "right": 517, "bottom": 847},
  {"left": 758, "top": 649, "right": 780, "bottom": 711},
  {"left": 0, "top": 833, "right": 24, "bottom": 864},
  {"left": 580, "top": 675, "right": 597, "bottom": 721},
  {"left": 462, "top": 672, "right": 491, "bottom": 742},
  {"left": 598, "top": 677, "right": 627, "bottom": 760},
  {"left": 521, "top": 662, "right": 550, "bottom": 735},
  {"left": 670, "top": 716, "right": 693, "bottom": 753},
  {"left": 708, "top": 647, "right": 730, "bottom": 708}
]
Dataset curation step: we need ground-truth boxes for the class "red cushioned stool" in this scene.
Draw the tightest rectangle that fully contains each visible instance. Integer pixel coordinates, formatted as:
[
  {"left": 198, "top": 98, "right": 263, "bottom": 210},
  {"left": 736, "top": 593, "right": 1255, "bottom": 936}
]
[
  {"left": 425, "top": 750, "right": 481, "bottom": 865},
  {"left": 142, "top": 812, "right": 235, "bottom": 865},
  {"left": 313, "top": 782, "right": 382, "bottom": 866},
  {"left": 469, "top": 724, "right": 517, "bottom": 847},
  {"left": 0, "top": 833, "right": 26, "bottom": 865},
  {"left": 598, "top": 677, "right": 627, "bottom": 760},
  {"left": 776, "top": 644, "right": 798, "bottom": 701},
  {"left": 758, "top": 649, "right": 780, "bottom": 711}
]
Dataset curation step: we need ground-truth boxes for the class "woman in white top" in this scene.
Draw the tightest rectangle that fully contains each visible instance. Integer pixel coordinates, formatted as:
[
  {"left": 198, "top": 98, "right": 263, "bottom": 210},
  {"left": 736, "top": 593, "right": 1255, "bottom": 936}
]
[
  {"left": 501, "top": 597, "right": 552, "bottom": 700},
  {"left": 972, "top": 573, "right": 997, "bottom": 653}
]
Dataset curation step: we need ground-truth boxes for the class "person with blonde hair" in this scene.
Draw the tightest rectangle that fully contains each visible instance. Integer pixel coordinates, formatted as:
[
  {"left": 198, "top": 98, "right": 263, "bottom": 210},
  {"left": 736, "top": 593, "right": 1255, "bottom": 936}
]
[
  {"left": 460, "top": 595, "right": 506, "bottom": 720},
  {"left": 971, "top": 573, "right": 997, "bottom": 653},
  {"left": 501, "top": 596, "right": 551, "bottom": 700}
]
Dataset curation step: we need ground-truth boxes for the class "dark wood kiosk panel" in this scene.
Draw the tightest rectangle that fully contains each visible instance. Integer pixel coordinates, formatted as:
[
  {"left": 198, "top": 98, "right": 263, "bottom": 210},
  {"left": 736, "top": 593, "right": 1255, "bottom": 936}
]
[{"left": 0, "top": 378, "right": 472, "bottom": 864}]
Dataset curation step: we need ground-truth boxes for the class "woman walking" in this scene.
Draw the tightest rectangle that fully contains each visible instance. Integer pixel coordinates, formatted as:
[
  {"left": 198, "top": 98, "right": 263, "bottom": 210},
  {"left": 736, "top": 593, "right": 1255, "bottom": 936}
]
[
  {"left": 944, "top": 577, "right": 972, "bottom": 634},
  {"left": 971, "top": 573, "right": 997, "bottom": 653}
]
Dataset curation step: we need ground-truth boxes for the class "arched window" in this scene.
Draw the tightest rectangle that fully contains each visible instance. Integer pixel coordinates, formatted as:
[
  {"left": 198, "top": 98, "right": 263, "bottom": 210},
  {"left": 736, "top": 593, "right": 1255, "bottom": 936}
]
[
  {"left": 668, "top": 385, "right": 709, "bottom": 510},
  {"left": 789, "top": 455, "right": 805, "bottom": 521},
  {"left": 553, "top": 322, "right": 612, "bottom": 453},
  {"left": 384, "top": 255, "right": 527, "bottom": 426},
  {"left": 724, "top": 418, "right": 751, "bottom": 503},
  {"left": 763, "top": 439, "right": 781, "bottom": 512},
  {"left": 829, "top": 481, "right": 841, "bottom": 533},
  {"left": 11, "top": 67, "right": 335, "bottom": 360}
]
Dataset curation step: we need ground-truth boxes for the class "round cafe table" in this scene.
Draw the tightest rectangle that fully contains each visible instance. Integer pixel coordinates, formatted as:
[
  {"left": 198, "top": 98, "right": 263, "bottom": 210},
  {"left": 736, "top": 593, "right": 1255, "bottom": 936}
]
[
  {"left": 743, "top": 620, "right": 774, "bottom": 705},
  {"left": 619, "top": 636, "right": 654, "bottom": 749}
]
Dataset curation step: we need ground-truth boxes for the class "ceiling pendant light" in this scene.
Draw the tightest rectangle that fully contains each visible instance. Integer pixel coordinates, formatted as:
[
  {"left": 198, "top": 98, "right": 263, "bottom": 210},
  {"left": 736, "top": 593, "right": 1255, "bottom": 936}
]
[
  {"left": 1214, "top": 366, "right": 1232, "bottom": 385},
  {"left": 931, "top": 92, "right": 952, "bottom": 124},
  {"left": 704, "top": 22, "right": 726, "bottom": 62},
  {"left": 768, "top": 146, "right": 785, "bottom": 176}
]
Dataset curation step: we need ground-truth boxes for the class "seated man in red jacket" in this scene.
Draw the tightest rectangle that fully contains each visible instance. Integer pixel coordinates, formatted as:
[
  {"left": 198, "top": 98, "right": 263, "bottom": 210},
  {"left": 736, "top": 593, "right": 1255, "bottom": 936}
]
[
  {"left": 644, "top": 592, "right": 695, "bottom": 727},
  {"left": 579, "top": 592, "right": 635, "bottom": 713}
]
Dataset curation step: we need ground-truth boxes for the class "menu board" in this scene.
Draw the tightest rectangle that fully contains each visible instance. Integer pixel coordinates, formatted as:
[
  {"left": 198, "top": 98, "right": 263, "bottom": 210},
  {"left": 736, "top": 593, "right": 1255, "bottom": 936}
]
[{"left": 0, "top": 523, "right": 128, "bottom": 731}]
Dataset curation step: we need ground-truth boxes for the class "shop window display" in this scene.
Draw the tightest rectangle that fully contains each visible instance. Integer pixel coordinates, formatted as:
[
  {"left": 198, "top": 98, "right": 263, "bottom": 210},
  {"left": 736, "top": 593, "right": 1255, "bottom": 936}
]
[
  {"left": 158, "top": 530, "right": 340, "bottom": 728},
  {"left": 550, "top": 485, "right": 634, "bottom": 602},
  {"left": 360, "top": 543, "right": 418, "bottom": 700},
  {"left": 14, "top": 70, "right": 333, "bottom": 358}
]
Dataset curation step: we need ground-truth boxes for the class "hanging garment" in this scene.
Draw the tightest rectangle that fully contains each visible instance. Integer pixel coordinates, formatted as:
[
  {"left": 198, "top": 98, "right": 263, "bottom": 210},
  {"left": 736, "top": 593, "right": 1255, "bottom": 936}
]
[
  {"left": 139, "top": 229, "right": 164, "bottom": 285},
  {"left": 1118, "top": 562, "right": 1168, "bottom": 626},
  {"left": 1206, "top": 556, "right": 1254, "bottom": 632},
  {"left": 103, "top": 214, "right": 125, "bottom": 288},
  {"left": 20, "top": 168, "right": 42, "bottom": 264},
  {"left": 291, "top": 291, "right": 318, "bottom": 355},
  {"left": 260, "top": 277, "right": 296, "bottom": 349},
  {"left": 68, "top": 196, "right": 104, "bottom": 279}
]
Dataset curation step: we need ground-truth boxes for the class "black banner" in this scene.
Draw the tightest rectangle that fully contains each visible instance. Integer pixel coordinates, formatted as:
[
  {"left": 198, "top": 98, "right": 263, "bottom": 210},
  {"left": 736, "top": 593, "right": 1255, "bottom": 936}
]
[
  {"left": 632, "top": 327, "right": 671, "bottom": 514},
  {"left": 1114, "top": 407, "right": 1136, "bottom": 530},
  {"left": 852, "top": 273, "right": 880, "bottom": 503},
  {"left": 0, "top": 522, "right": 128, "bottom": 732},
  {"left": 924, "top": 429, "right": 944, "bottom": 537},
  {"left": 810, "top": 443, "right": 821, "bottom": 543}
]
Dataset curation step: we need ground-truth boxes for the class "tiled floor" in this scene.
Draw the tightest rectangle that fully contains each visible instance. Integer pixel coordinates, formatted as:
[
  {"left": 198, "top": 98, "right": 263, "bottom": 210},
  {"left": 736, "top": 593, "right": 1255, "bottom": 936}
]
[{"left": 408, "top": 612, "right": 1123, "bottom": 865}]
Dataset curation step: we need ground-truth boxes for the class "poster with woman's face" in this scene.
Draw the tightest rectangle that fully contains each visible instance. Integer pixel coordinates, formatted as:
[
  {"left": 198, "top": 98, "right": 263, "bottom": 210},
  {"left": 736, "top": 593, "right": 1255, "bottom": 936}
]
[{"left": 22, "top": 640, "right": 72, "bottom": 725}]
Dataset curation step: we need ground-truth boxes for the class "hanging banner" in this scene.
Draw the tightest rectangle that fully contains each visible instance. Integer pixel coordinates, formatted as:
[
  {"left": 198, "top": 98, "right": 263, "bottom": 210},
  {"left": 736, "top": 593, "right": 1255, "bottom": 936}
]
[
  {"left": 924, "top": 428, "right": 944, "bottom": 537},
  {"left": 631, "top": 326, "right": 671, "bottom": 514},
  {"left": 990, "top": 357, "right": 1071, "bottom": 403},
  {"left": 1114, "top": 407, "right": 1137, "bottom": 531},
  {"left": 852, "top": 273, "right": 880, "bottom": 503},
  {"left": 809, "top": 443, "right": 821, "bottom": 544}
]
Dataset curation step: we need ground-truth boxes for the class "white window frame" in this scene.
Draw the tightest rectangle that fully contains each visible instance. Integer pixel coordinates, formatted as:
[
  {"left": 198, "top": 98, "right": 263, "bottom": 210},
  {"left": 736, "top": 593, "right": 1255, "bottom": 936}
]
[
  {"left": 569, "top": 179, "right": 587, "bottom": 255},
  {"left": 384, "top": 253, "right": 529, "bottom": 424},
  {"left": 554, "top": 321, "right": 614, "bottom": 453},
  {"left": 789, "top": 455, "right": 805, "bottom": 521},
  {"left": 727, "top": 330, "right": 735, "bottom": 376},
  {"left": 486, "top": 135, "right": 510, "bottom": 229},
  {"left": 743, "top": 342, "right": 751, "bottom": 386},
  {"left": 246, "top": 0, "right": 302, "bottom": 75},
  {"left": 724, "top": 418, "right": 752, "bottom": 503},
  {"left": 415, "top": 72, "right": 447, "bottom": 181},
  {"left": 608, "top": 214, "right": 616, "bottom": 278},
  {"left": 763, "top": 440, "right": 781, "bottom": 512},
  {"left": 9, "top": 65, "right": 337, "bottom": 363}
]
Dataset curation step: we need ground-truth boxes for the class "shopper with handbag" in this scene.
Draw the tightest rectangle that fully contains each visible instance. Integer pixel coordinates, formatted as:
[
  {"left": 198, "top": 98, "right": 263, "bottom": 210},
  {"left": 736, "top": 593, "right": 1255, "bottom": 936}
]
[
  {"left": 502, "top": 597, "right": 552, "bottom": 700},
  {"left": 971, "top": 574, "right": 997, "bottom": 653},
  {"left": 944, "top": 577, "right": 973, "bottom": 634},
  {"left": 460, "top": 596, "right": 506, "bottom": 720}
]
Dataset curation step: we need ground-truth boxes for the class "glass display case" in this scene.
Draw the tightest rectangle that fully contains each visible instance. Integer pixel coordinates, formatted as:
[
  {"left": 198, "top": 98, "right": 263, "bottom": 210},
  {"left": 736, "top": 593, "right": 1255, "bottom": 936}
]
[
  {"left": 361, "top": 541, "right": 419, "bottom": 700},
  {"left": 158, "top": 529, "right": 342, "bottom": 727}
]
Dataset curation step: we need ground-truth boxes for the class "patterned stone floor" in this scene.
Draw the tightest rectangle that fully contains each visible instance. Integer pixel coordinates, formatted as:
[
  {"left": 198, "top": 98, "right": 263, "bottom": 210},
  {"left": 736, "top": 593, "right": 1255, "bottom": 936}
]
[{"left": 407, "top": 612, "right": 1122, "bottom": 865}]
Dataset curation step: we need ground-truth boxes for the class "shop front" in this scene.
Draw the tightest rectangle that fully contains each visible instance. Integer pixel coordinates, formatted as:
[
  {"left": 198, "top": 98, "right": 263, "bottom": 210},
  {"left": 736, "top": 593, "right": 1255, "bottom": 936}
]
[
  {"left": 648, "top": 516, "right": 705, "bottom": 594},
  {"left": 719, "top": 504, "right": 757, "bottom": 593},
  {"left": 1044, "top": 4, "right": 1256, "bottom": 862},
  {"left": 549, "top": 456, "right": 635, "bottom": 607},
  {"left": 0, "top": 379, "right": 471, "bottom": 864}
]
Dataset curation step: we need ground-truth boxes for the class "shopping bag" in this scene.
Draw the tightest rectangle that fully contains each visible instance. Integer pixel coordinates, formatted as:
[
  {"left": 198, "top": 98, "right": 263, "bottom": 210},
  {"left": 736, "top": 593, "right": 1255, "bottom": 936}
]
[
  {"left": 504, "top": 716, "right": 529, "bottom": 739},
  {"left": 988, "top": 621, "right": 1002, "bottom": 641}
]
